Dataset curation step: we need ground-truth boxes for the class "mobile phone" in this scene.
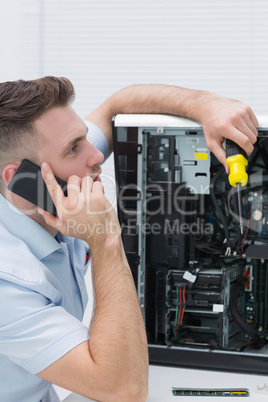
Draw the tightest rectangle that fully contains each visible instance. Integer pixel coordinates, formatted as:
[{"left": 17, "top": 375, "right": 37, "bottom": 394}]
[{"left": 7, "top": 159, "right": 67, "bottom": 216}]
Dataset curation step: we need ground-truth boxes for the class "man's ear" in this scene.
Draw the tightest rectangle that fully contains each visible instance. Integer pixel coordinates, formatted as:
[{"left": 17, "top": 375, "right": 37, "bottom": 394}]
[{"left": 2, "top": 164, "right": 20, "bottom": 184}]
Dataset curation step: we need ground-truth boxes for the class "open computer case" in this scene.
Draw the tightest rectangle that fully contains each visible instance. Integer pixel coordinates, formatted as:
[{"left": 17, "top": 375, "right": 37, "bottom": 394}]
[{"left": 112, "top": 114, "right": 268, "bottom": 374}]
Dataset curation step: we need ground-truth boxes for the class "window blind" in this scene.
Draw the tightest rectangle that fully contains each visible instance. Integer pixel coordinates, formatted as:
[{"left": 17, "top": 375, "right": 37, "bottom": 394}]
[
  {"left": 20, "top": 0, "right": 268, "bottom": 117},
  {"left": 18, "top": 0, "right": 268, "bottom": 206}
]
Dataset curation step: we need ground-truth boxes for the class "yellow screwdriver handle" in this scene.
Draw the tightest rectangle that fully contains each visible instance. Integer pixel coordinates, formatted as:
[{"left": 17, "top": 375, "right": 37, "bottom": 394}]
[{"left": 226, "top": 154, "right": 248, "bottom": 187}]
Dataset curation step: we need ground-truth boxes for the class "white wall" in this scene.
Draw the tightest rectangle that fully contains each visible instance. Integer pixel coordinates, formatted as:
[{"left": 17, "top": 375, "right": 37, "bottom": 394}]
[
  {"left": 1, "top": 0, "right": 268, "bottom": 117},
  {"left": 2, "top": 0, "right": 266, "bottom": 216},
  {"left": 0, "top": 0, "right": 22, "bottom": 81}
]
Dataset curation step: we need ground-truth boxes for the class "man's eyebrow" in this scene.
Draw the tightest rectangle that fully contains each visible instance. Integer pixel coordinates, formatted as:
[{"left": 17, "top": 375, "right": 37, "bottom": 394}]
[
  {"left": 61, "top": 134, "right": 86, "bottom": 156},
  {"left": 61, "top": 127, "right": 88, "bottom": 156}
]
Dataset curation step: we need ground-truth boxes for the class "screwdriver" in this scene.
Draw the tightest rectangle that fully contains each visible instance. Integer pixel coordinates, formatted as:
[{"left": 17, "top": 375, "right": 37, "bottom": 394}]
[{"left": 226, "top": 139, "right": 248, "bottom": 235}]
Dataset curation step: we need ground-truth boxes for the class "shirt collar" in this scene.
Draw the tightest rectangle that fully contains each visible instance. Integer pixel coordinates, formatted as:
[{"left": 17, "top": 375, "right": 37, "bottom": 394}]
[{"left": 0, "top": 194, "right": 62, "bottom": 260}]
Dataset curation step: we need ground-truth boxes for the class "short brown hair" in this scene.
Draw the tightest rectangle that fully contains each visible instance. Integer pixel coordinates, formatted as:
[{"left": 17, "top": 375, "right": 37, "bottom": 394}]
[{"left": 0, "top": 76, "right": 75, "bottom": 176}]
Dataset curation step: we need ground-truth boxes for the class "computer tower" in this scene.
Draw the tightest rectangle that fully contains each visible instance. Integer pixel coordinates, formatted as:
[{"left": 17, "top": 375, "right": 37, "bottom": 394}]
[{"left": 112, "top": 114, "right": 268, "bottom": 374}]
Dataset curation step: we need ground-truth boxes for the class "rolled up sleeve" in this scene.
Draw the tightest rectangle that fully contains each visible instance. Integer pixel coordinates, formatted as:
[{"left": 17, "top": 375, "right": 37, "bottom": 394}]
[{"left": 0, "top": 281, "right": 89, "bottom": 374}]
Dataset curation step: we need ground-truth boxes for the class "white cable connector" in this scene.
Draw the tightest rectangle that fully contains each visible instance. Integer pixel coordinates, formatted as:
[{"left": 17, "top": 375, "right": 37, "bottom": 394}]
[{"left": 183, "top": 271, "right": 197, "bottom": 283}]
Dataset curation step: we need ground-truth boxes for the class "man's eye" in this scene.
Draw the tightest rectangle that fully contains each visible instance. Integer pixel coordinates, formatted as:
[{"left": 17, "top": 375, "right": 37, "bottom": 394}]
[{"left": 68, "top": 145, "right": 78, "bottom": 154}]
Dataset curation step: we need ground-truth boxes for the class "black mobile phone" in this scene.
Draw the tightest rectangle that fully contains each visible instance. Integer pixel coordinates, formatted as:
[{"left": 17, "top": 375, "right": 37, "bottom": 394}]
[{"left": 7, "top": 159, "right": 67, "bottom": 216}]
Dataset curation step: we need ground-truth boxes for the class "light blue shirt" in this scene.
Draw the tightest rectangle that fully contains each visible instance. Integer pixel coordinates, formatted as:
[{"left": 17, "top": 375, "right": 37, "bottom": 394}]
[
  {"left": 0, "top": 121, "right": 109, "bottom": 401},
  {"left": 85, "top": 119, "right": 109, "bottom": 161}
]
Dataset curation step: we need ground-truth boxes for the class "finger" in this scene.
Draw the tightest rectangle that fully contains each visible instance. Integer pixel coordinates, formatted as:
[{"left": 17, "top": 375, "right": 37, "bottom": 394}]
[
  {"left": 37, "top": 206, "right": 64, "bottom": 230},
  {"left": 244, "top": 118, "right": 258, "bottom": 142},
  {"left": 225, "top": 127, "right": 254, "bottom": 156},
  {"left": 67, "top": 175, "right": 82, "bottom": 198},
  {"left": 235, "top": 116, "right": 258, "bottom": 144},
  {"left": 209, "top": 140, "right": 229, "bottom": 173},
  {"left": 41, "top": 162, "right": 65, "bottom": 209},
  {"left": 92, "top": 180, "right": 105, "bottom": 194},
  {"left": 81, "top": 175, "right": 93, "bottom": 197},
  {"left": 67, "top": 175, "right": 82, "bottom": 211},
  {"left": 246, "top": 106, "right": 259, "bottom": 128},
  {"left": 244, "top": 111, "right": 259, "bottom": 135},
  {"left": 236, "top": 123, "right": 257, "bottom": 147}
]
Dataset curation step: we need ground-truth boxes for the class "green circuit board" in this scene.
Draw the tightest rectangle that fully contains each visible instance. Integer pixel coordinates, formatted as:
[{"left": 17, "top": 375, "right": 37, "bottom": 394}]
[{"left": 172, "top": 388, "right": 250, "bottom": 397}]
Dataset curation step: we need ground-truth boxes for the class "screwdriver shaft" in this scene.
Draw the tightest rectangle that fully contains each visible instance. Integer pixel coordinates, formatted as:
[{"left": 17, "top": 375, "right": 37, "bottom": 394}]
[{"left": 236, "top": 182, "right": 243, "bottom": 235}]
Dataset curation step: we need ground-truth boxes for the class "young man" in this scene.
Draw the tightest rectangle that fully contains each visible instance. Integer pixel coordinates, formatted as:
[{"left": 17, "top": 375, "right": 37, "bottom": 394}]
[{"left": 0, "top": 77, "right": 258, "bottom": 402}]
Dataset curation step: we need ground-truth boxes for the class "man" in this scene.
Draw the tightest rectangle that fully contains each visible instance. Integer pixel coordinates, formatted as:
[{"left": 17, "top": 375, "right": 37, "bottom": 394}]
[{"left": 0, "top": 77, "right": 258, "bottom": 402}]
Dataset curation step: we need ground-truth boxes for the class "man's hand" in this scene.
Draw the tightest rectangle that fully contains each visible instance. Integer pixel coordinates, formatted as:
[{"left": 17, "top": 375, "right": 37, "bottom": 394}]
[
  {"left": 38, "top": 162, "right": 120, "bottom": 245},
  {"left": 196, "top": 94, "right": 259, "bottom": 172}
]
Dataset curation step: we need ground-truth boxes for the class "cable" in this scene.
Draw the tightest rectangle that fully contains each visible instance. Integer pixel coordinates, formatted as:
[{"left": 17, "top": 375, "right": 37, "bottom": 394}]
[
  {"left": 230, "top": 277, "right": 264, "bottom": 348},
  {"left": 241, "top": 205, "right": 253, "bottom": 254},
  {"left": 241, "top": 201, "right": 268, "bottom": 254},
  {"left": 173, "top": 285, "right": 187, "bottom": 339},
  {"left": 178, "top": 287, "right": 182, "bottom": 325},
  {"left": 210, "top": 166, "right": 230, "bottom": 243},
  {"left": 180, "top": 287, "right": 186, "bottom": 325},
  {"left": 173, "top": 287, "right": 179, "bottom": 338}
]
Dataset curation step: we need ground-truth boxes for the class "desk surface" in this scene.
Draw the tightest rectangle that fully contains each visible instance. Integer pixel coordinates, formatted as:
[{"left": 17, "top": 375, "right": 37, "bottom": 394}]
[{"left": 63, "top": 364, "right": 268, "bottom": 401}]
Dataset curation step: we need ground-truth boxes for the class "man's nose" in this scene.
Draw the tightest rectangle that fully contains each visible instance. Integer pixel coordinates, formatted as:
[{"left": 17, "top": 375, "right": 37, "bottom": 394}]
[{"left": 87, "top": 142, "right": 105, "bottom": 166}]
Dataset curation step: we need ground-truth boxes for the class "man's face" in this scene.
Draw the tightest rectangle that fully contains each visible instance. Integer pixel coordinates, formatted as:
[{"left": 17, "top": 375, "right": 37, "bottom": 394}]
[{"left": 36, "top": 105, "right": 104, "bottom": 182}]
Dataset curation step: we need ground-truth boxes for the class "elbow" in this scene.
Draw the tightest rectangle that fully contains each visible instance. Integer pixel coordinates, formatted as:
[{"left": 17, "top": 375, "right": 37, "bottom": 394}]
[
  {"left": 84, "top": 374, "right": 148, "bottom": 402},
  {"left": 116, "top": 382, "right": 149, "bottom": 402},
  {"left": 91, "top": 351, "right": 149, "bottom": 401},
  {"left": 136, "top": 385, "right": 149, "bottom": 402},
  {"left": 128, "top": 381, "right": 148, "bottom": 402},
  {"left": 111, "top": 367, "right": 149, "bottom": 402},
  {"left": 120, "top": 364, "right": 149, "bottom": 401}
]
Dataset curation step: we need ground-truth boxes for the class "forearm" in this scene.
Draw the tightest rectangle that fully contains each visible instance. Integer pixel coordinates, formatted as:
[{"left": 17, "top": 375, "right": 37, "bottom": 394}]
[
  {"left": 38, "top": 167, "right": 148, "bottom": 401},
  {"left": 86, "top": 83, "right": 258, "bottom": 170},
  {"left": 105, "top": 84, "right": 208, "bottom": 119},
  {"left": 88, "top": 234, "right": 148, "bottom": 400},
  {"left": 86, "top": 84, "right": 208, "bottom": 152}
]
